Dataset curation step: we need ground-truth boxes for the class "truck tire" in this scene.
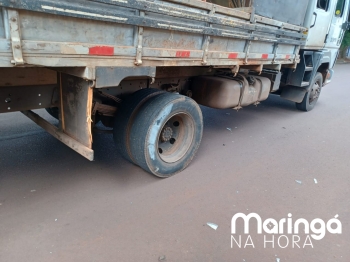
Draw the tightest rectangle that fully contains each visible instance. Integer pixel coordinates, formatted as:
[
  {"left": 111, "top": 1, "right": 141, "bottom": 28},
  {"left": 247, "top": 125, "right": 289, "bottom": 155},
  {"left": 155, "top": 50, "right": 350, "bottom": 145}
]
[
  {"left": 296, "top": 73, "right": 323, "bottom": 112},
  {"left": 113, "top": 88, "right": 165, "bottom": 164},
  {"left": 45, "top": 107, "right": 59, "bottom": 120},
  {"left": 129, "top": 93, "right": 203, "bottom": 177}
]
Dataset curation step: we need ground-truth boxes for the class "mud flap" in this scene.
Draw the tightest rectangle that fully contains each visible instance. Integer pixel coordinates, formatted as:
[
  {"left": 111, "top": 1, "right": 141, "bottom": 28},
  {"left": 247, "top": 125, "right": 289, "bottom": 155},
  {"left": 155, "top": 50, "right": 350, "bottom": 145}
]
[
  {"left": 59, "top": 73, "right": 94, "bottom": 150},
  {"left": 280, "top": 86, "right": 307, "bottom": 103}
]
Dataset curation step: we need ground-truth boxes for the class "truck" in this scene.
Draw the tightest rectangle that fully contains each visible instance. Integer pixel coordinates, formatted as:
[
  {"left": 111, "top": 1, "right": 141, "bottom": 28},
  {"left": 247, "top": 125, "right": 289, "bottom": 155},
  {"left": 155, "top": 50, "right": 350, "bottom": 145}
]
[{"left": 0, "top": 0, "right": 349, "bottom": 177}]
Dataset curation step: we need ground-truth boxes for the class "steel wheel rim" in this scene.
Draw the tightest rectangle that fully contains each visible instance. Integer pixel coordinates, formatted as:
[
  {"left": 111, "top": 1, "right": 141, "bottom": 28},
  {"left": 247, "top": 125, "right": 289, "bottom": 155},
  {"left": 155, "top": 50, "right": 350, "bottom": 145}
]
[
  {"left": 309, "top": 81, "right": 321, "bottom": 104},
  {"left": 157, "top": 113, "right": 195, "bottom": 163}
]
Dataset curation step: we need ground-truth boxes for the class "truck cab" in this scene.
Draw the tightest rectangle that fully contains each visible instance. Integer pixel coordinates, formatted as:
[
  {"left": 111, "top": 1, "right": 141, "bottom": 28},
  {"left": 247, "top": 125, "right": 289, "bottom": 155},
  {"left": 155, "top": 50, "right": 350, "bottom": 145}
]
[{"left": 305, "top": 0, "right": 349, "bottom": 67}]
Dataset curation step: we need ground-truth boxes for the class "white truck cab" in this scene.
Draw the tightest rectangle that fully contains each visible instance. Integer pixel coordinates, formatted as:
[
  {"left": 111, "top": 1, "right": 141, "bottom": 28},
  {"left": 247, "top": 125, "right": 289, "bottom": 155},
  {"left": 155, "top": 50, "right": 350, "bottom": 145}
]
[{"left": 306, "top": 0, "right": 350, "bottom": 66}]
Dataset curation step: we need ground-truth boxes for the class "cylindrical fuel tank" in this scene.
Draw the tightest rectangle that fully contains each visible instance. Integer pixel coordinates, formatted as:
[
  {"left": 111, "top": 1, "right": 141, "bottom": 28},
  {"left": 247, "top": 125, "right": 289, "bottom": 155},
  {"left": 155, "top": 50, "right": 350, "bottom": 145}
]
[{"left": 190, "top": 75, "right": 271, "bottom": 109}]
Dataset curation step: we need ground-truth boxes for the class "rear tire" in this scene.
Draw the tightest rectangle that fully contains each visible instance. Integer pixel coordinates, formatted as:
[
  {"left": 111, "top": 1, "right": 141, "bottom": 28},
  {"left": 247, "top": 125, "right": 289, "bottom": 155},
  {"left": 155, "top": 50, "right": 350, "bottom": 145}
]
[
  {"left": 296, "top": 72, "right": 323, "bottom": 112},
  {"left": 113, "top": 88, "right": 165, "bottom": 163},
  {"left": 129, "top": 93, "right": 203, "bottom": 177},
  {"left": 45, "top": 107, "right": 59, "bottom": 120}
]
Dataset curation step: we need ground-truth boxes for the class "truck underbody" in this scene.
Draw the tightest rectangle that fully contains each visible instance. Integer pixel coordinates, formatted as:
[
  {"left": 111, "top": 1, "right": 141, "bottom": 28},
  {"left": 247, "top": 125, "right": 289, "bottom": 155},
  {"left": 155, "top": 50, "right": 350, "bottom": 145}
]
[{"left": 0, "top": 0, "right": 347, "bottom": 176}]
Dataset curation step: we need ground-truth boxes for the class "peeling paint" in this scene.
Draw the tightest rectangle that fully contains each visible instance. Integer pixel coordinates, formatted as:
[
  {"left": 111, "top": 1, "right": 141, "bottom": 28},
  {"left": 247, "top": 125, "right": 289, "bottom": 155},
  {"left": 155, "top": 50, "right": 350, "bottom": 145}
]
[
  {"left": 157, "top": 23, "right": 203, "bottom": 33},
  {"left": 41, "top": 5, "right": 128, "bottom": 21}
]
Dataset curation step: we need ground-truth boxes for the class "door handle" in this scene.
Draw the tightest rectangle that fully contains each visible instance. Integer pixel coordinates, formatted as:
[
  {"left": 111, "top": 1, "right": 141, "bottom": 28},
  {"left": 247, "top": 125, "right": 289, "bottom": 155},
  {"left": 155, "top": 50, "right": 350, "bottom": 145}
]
[{"left": 310, "top": 12, "right": 317, "bottom": 28}]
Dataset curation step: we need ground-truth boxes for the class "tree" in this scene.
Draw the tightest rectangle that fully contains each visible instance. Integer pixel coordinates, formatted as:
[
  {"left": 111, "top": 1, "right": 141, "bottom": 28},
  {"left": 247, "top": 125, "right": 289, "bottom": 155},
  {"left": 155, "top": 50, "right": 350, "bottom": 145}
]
[{"left": 339, "top": 31, "right": 350, "bottom": 58}]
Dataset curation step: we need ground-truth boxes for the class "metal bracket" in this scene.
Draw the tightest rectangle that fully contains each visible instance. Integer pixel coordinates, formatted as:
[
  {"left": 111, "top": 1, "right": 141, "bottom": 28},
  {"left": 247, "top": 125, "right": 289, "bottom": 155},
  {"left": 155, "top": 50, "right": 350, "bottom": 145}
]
[
  {"left": 231, "top": 65, "right": 240, "bottom": 77},
  {"left": 249, "top": 6, "right": 256, "bottom": 23},
  {"left": 8, "top": 9, "right": 24, "bottom": 65},
  {"left": 135, "top": 11, "right": 144, "bottom": 66},
  {"left": 202, "top": 6, "right": 215, "bottom": 65},
  {"left": 293, "top": 45, "right": 300, "bottom": 66},
  {"left": 272, "top": 43, "right": 279, "bottom": 64},
  {"left": 244, "top": 40, "right": 251, "bottom": 65}
]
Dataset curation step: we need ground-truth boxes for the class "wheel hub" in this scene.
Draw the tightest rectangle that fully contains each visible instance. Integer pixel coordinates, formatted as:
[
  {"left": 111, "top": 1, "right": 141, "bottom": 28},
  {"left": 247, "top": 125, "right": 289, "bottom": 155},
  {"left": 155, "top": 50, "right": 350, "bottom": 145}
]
[
  {"left": 309, "top": 83, "right": 320, "bottom": 103},
  {"left": 157, "top": 113, "right": 195, "bottom": 164},
  {"left": 160, "top": 126, "right": 173, "bottom": 142}
]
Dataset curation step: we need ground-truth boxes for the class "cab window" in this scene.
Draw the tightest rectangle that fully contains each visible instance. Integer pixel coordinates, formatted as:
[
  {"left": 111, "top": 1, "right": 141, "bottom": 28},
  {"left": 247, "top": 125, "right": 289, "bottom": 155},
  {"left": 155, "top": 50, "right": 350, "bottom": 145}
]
[{"left": 317, "top": 0, "right": 330, "bottom": 11}]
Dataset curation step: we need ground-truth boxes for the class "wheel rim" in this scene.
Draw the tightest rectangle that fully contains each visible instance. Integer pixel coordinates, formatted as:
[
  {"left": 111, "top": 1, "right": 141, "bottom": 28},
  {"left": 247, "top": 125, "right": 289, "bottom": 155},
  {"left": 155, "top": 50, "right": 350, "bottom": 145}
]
[
  {"left": 309, "top": 80, "right": 321, "bottom": 104},
  {"left": 157, "top": 113, "right": 195, "bottom": 163}
]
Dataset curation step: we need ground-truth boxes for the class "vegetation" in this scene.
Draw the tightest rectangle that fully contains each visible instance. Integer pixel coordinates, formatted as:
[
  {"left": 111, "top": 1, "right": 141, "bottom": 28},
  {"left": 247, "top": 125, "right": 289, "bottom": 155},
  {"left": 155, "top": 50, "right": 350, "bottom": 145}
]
[{"left": 340, "top": 31, "right": 350, "bottom": 58}]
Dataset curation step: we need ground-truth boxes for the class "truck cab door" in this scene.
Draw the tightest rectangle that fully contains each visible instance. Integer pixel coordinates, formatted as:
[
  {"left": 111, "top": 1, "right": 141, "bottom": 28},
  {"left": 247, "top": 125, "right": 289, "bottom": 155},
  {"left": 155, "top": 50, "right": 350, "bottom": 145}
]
[
  {"left": 305, "top": 0, "right": 334, "bottom": 49},
  {"left": 325, "top": 0, "right": 350, "bottom": 48}
]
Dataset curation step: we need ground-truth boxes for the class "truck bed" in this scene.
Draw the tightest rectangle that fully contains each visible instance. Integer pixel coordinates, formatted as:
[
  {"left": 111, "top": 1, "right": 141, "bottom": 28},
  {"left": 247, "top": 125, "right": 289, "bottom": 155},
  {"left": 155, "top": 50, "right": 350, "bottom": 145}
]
[{"left": 0, "top": 0, "right": 307, "bottom": 69}]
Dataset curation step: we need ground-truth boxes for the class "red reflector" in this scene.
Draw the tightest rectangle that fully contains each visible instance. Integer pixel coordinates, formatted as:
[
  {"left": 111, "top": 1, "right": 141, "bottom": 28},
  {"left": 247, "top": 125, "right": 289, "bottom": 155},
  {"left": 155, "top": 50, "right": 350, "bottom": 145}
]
[
  {"left": 228, "top": 53, "right": 238, "bottom": 59},
  {"left": 176, "top": 51, "right": 190, "bottom": 57},
  {"left": 286, "top": 55, "right": 291, "bottom": 59},
  {"left": 262, "top": 54, "right": 268, "bottom": 59},
  {"left": 89, "top": 46, "right": 114, "bottom": 56}
]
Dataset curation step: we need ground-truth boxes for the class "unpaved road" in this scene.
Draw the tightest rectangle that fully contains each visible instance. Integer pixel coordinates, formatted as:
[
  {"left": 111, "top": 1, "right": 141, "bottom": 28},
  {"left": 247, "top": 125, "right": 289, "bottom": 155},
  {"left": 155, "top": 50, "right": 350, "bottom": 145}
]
[{"left": 0, "top": 64, "right": 349, "bottom": 262}]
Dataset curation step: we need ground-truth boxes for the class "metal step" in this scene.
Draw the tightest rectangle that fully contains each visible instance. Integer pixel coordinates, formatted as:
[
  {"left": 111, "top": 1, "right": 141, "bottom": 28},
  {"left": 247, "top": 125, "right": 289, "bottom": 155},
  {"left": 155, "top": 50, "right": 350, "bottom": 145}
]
[
  {"left": 305, "top": 66, "right": 313, "bottom": 71},
  {"left": 301, "top": 81, "right": 310, "bottom": 87}
]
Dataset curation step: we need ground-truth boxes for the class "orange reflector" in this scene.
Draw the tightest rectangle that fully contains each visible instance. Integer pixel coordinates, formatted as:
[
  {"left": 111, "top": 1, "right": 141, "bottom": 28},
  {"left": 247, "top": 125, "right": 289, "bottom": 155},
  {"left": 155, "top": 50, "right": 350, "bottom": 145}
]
[
  {"left": 176, "top": 51, "right": 190, "bottom": 57},
  {"left": 228, "top": 53, "right": 238, "bottom": 59},
  {"left": 89, "top": 46, "right": 114, "bottom": 56}
]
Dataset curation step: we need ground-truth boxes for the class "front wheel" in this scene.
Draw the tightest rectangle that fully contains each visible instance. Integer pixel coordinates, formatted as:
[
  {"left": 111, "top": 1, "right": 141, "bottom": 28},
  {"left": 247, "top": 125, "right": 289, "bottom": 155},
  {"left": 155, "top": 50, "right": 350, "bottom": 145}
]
[
  {"left": 296, "top": 72, "right": 323, "bottom": 112},
  {"left": 129, "top": 93, "right": 203, "bottom": 177}
]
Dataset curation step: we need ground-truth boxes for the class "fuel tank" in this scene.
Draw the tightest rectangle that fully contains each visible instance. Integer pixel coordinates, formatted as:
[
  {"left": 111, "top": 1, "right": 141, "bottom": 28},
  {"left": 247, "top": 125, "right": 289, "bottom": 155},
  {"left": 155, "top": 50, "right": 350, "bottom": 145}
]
[{"left": 190, "top": 75, "right": 271, "bottom": 109}]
